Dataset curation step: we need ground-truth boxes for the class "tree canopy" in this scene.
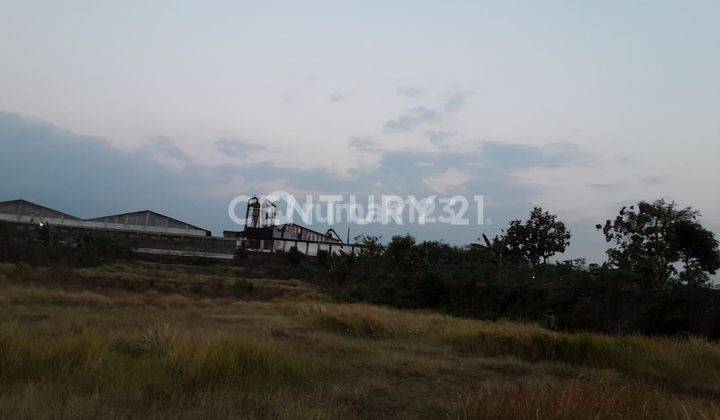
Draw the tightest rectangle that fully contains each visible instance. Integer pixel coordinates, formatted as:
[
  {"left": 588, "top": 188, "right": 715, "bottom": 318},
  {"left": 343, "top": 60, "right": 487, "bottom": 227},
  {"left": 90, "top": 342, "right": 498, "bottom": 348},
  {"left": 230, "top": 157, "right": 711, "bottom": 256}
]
[
  {"left": 597, "top": 199, "right": 720, "bottom": 287},
  {"left": 502, "top": 207, "right": 571, "bottom": 266}
]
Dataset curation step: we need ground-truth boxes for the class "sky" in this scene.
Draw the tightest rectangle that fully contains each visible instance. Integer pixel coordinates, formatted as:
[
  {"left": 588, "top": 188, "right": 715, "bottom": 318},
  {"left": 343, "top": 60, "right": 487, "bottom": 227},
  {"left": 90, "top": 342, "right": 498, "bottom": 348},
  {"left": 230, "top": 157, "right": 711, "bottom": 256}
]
[{"left": 1, "top": 0, "right": 719, "bottom": 263}]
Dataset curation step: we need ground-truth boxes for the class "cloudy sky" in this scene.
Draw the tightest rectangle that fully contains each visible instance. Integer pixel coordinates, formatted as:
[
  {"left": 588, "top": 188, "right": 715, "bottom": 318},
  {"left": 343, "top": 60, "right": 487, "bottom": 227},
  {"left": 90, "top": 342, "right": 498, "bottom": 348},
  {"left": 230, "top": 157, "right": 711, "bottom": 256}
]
[{"left": 1, "top": 1, "right": 719, "bottom": 262}]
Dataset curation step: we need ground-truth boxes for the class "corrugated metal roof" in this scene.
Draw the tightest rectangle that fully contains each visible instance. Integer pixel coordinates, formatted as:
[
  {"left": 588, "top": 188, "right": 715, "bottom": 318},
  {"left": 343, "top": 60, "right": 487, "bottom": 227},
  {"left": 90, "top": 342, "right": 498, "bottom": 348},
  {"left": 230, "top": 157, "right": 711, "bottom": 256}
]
[
  {"left": 0, "top": 199, "right": 210, "bottom": 234},
  {"left": 0, "top": 199, "right": 81, "bottom": 220},
  {"left": 87, "top": 210, "right": 210, "bottom": 233}
]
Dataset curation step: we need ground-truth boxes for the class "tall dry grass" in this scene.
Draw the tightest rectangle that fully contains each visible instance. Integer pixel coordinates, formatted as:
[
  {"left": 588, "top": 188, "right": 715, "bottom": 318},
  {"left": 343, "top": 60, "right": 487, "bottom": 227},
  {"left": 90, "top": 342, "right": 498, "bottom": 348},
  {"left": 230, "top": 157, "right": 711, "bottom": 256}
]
[
  {"left": 0, "top": 261, "right": 326, "bottom": 305},
  {"left": 294, "top": 302, "right": 720, "bottom": 395},
  {"left": 3, "top": 261, "right": 720, "bottom": 418},
  {"left": 0, "top": 315, "right": 344, "bottom": 419},
  {"left": 460, "top": 377, "right": 720, "bottom": 419},
  {"left": 0, "top": 286, "right": 206, "bottom": 309},
  {"left": 0, "top": 322, "right": 322, "bottom": 407}
]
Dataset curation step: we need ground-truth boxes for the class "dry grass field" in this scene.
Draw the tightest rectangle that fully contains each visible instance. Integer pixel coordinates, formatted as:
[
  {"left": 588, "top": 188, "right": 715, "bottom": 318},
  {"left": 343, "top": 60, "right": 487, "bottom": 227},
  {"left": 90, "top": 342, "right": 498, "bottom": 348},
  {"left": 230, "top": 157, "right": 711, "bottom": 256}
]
[{"left": 1, "top": 261, "right": 719, "bottom": 419}]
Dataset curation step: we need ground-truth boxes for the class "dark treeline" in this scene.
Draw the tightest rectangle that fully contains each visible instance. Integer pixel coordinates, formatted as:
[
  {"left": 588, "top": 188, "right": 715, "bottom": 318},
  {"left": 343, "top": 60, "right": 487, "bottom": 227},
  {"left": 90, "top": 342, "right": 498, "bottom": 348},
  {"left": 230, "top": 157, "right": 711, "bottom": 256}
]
[
  {"left": 3, "top": 199, "right": 720, "bottom": 338},
  {"left": 304, "top": 199, "right": 720, "bottom": 338}
]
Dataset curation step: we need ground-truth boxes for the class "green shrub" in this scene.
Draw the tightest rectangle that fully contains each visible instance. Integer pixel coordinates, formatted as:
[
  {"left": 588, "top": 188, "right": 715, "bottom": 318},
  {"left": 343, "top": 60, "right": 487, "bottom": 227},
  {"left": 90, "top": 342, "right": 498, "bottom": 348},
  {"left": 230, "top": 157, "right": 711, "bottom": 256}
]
[
  {"left": 288, "top": 246, "right": 305, "bottom": 265},
  {"left": 317, "top": 250, "right": 331, "bottom": 268},
  {"left": 74, "top": 233, "right": 132, "bottom": 262}
]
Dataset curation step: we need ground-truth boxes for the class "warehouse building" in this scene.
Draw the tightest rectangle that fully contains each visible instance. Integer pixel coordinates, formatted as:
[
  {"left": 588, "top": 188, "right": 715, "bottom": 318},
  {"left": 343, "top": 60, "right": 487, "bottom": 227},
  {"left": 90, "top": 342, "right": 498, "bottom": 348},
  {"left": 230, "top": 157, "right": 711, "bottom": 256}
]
[
  {"left": 0, "top": 199, "right": 233, "bottom": 258},
  {"left": 0, "top": 198, "right": 363, "bottom": 258},
  {"left": 86, "top": 210, "right": 211, "bottom": 237}
]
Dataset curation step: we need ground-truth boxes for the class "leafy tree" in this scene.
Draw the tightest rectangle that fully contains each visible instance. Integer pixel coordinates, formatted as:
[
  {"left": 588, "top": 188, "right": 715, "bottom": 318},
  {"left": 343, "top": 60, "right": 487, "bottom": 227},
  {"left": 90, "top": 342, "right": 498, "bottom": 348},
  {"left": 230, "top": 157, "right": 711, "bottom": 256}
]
[
  {"left": 470, "top": 234, "right": 512, "bottom": 282},
  {"left": 412, "top": 270, "right": 447, "bottom": 307},
  {"left": 316, "top": 249, "right": 332, "bottom": 269},
  {"left": 675, "top": 220, "right": 720, "bottom": 286},
  {"left": 416, "top": 240, "right": 459, "bottom": 267},
  {"left": 355, "top": 234, "right": 385, "bottom": 258},
  {"left": 502, "top": 207, "right": 571, "bottom": 266},
  {"left": 386, "top": 235, "right": 417, "bottom": 262},
  {"left": 597, "top": 199, "right": 720, "bottom": 287},
  {"left": 386, "top": 235, "right": 425, "bottom": 279}
]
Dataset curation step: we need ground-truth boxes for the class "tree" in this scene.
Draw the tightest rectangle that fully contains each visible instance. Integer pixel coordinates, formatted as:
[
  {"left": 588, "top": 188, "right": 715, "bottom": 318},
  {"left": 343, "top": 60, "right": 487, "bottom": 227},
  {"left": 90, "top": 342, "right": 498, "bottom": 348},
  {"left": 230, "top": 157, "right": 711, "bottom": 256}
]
[
  {"left": 386, "top": 234, "right": 417, "bottom": 262},
  {"left": 470, "top": 234, "right": 512, "bottom": 282},
  {"left": 386, "top": 235, "right": 424, "bottom": 277},
  {"left": 355, "top": 234, "right": 385, "bottom": 258},
  {"left": 502, "top": 207, "right": 571, "bottom": 266},
  {"left": 597, "top": 199, "right": 720, "bottom": 287}
]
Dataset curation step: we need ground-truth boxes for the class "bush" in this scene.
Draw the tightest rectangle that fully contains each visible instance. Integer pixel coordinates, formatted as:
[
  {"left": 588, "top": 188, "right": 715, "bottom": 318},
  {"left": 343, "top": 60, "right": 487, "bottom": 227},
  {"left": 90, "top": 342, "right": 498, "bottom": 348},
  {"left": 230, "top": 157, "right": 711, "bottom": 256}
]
[
  {"left": 233, "top": 245, "right": 248, "bottom": 265},
  {"left": 288, "top": 246, "right": 305, "bottom": 265},
  {"left": 307, "top": 234, "right": 720, "bottom": 339},
  {"left": 412, "top": 271, "right": 447, "bottom": 308},
  {"left": 0, "top": 222, "right": 14, "bottom": 239},
  {"left": 74, "top": 233, "right": 132, "bottom": 263},
  {"left": 317, "top": 250, "right": 331, "bottom": 268}
]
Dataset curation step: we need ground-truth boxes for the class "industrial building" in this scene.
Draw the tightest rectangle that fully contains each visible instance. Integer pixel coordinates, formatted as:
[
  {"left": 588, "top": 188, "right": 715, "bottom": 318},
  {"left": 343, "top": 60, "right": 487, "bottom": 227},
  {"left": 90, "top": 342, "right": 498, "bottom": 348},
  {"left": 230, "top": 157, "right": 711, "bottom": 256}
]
[
  {"left": 223, "top": 196, "right": 364, "bottom": 256},
  {"left": 0, "top": 200, "right": 210, "bottom": 237},
  {"left": 0, "top": 198, "right": 363, "bottom": 259},
  {"left": 0, "top": 199, "right": 234, "bottom": 258}
]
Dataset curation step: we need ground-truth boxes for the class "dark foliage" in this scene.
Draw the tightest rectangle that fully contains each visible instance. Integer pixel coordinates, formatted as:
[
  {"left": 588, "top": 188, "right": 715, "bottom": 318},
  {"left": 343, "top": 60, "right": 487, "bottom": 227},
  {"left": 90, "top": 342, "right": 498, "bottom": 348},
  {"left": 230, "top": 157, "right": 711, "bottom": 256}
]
[
  {"left": 503, "top": 207, "right": 571, "bottom": 266},
  {"left": 598, "top": 200, "right": 720, "bottom": 287},
  {"left": 287, "top": 246, "right": 305, "bottom": 265},
  {"left": 74, "top": 233, "right": 133, "bottom": 262},
  {"left": 233, "top": 245, "right": 249, "bottom": 265},
  {"left": 0, "top": 222, "right": 133, "bottom": 267},
  {"left": 306, "top": 202, "right": 720, "bottom": 338}
]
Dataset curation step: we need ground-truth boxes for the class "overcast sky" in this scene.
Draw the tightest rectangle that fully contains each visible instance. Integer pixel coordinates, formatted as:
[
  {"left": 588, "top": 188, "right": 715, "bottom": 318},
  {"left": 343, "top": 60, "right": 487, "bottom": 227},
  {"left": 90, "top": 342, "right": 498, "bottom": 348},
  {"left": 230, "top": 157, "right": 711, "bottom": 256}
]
[{"left": 1, "top": 1, "right": 719, "bottom": 262}]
